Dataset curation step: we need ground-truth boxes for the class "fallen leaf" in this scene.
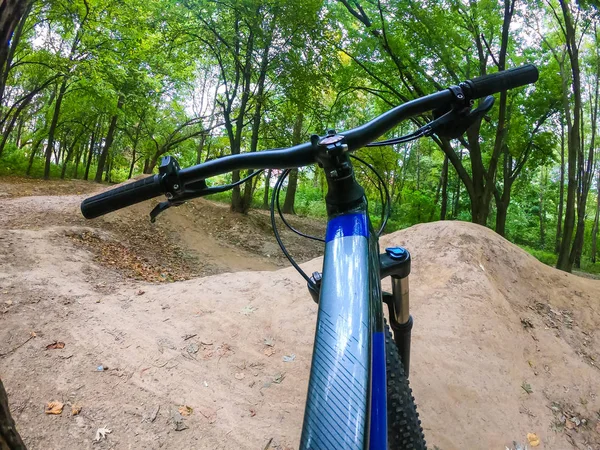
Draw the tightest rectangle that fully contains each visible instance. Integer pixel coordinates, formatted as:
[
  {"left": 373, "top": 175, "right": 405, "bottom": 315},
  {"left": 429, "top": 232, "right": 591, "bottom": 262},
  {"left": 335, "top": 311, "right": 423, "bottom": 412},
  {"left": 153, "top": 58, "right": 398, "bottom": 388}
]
[
  {"left": 264, "top": 337, "right": 275, "bottom": 347},
  {"left": 272, "top": 373, "right": 286, "bottom": 384},
  {"left": 527, "top": 433, "right": 540, "bottom": 447},
  {"left": 521, "top": 382, "right": 533, "bottom": 394},
  {"left": 94, "top": 427, "right": 112, "bottom": 441},
  {"left": 283, "top": 354, "right": 296, "bottom": 362},
  {"left": 263, "top": 347, "right": 275, "bottom": 357},
  {"left": 178, "top": 405, "right": 193, "bottom": 416},
  {"left": 235, "top": 372, "right": 245, "bottom": 380},
  {"left": 170, "top": 411, "right": 188, "bottom": 431},
  {"left": 71, "top": 405, "right": 82, "bottom": 416},
  {"left": 240, "top": 305, "right": 258, "bottom": 316},
  {"left": 45, "top": 341, "right": 65, "bottom": 350},
  {"left": 45, "top": 401, "right": 64, "bottom": 415},
  {"left": 198, "top": 407, "right": 217, "bottom": 423},
  {"left": 565, "top": 419, "right": 575, "bottom": 429}
]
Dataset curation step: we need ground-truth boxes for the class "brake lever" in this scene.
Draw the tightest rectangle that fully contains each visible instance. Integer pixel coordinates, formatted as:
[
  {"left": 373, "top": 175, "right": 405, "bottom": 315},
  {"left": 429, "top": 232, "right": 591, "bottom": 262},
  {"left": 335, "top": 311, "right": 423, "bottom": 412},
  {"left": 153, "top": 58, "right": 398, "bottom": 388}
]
[
  {"left": 432, "top": 95, "right": 495, "bottom": 140},
  {"left": 150, "top": 201, "right": 173, "bottom": 223},
  {"left": 148, "top": 180, "right": 223, "bottom": 223}
]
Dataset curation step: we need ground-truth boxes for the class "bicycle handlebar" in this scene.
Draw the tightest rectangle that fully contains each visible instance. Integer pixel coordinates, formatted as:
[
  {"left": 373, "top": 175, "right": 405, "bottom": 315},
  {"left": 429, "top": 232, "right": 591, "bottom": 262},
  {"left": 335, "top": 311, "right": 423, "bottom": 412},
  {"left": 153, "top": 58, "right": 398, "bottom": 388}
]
[
  {"left": 81, "top": 65, "right": 539, "bottom": 219},
  {"left": 461, "top": 65, "right": 539, "bottom": 99}
]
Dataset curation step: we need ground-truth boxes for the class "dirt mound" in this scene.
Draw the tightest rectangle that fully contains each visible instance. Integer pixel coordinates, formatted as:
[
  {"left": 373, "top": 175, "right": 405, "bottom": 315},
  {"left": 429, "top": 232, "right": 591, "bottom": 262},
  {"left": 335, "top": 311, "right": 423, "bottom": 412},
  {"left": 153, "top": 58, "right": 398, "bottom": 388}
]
[
  {"left": 379, "top": 221, "right": 600, "bottom": 450},
  {"left": 0, "top": 177, "right": 325, "bottom": 279},
  {"left": 1, "top": 180, "right": 599, "bottom": 449}
]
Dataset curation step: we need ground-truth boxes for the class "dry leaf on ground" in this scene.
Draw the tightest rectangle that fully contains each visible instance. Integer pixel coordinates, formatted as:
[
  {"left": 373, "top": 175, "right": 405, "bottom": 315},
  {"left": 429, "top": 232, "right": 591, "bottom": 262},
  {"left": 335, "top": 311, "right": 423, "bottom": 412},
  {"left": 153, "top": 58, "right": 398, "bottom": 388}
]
[
  {"left": 45, "top": 341, "right": 65, "bottom": 350},
  {"left": 71, "top": 405, "right": 82, "bottom": 415},
  {"left": 264, "top": 347, "right": 275, "bottom": 357},
  {"left": 94, "top": 427, "right": 112, "bottom": 441},
  {"left": 198, "top": 408, "right": 217, "bottom": 424},
  {"left": 527, "top": 433, "right": 540, "bottom": 447},
  {"left": 44, "top": 401, "right": 64, "bottom": 415},
  {"left": 240, "top": 305, "right": 257, "bottom": 315},
  {"left": 178, "top": 405, "right": 193, "bottom": 416}
]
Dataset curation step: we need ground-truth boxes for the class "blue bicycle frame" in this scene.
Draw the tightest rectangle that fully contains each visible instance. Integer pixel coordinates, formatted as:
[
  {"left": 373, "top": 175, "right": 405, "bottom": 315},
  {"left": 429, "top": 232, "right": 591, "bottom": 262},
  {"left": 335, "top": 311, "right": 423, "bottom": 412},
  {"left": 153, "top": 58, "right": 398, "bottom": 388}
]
[{"left": 300, "top": 200, "right": 387, "bottom": 450}]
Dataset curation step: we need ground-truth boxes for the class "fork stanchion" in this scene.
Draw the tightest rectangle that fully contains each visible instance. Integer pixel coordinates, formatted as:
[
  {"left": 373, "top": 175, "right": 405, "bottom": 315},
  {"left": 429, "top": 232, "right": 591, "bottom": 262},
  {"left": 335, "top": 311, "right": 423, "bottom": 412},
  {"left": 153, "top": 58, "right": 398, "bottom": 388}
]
[{"left": 381, "top": 247, "right": 413, "bottom": 377}]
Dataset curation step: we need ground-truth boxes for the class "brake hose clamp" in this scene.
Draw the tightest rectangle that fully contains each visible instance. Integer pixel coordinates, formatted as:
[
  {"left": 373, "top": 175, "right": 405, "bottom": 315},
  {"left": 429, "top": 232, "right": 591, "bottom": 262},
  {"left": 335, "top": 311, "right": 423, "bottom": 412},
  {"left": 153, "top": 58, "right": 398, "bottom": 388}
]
[
  {"left": 159, "top": 156, "right": 182, "bottom": 198},
  {"left": 448, "top": 84, "right": 466, "bottom": 103}
]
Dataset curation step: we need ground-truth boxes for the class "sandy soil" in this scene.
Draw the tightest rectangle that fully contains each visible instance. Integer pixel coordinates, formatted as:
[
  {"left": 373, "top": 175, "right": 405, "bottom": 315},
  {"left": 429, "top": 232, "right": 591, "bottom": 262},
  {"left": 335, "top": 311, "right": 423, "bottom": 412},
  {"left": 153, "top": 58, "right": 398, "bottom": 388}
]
[{"left": 0, "top": 177, "right": 599, "bottom": 450}]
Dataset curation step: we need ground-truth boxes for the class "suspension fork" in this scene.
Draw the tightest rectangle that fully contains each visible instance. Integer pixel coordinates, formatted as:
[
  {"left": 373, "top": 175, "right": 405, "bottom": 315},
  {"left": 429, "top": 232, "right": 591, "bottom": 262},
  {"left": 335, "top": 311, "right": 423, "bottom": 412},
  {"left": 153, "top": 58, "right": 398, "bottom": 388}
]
[
  {"left": 380, "top": 247, "right": 412, "bottom": 377},
  {"left": 308, "top": 246, "right": 413, "bottom": 377}
]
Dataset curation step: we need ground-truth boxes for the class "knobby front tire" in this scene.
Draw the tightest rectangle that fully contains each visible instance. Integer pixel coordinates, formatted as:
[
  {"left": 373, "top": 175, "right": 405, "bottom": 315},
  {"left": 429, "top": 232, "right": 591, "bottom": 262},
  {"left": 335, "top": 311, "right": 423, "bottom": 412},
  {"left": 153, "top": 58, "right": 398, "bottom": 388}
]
[{"left": 385, "top": 324, "right": 427, "bottom": 450}]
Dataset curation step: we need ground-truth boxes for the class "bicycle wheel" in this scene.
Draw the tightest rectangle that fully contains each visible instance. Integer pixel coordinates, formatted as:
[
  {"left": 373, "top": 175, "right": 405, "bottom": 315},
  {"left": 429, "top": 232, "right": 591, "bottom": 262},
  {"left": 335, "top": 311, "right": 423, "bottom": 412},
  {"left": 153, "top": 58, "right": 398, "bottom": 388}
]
[{"left": 385, "top": 324, "right": 427, "bottom": 450}]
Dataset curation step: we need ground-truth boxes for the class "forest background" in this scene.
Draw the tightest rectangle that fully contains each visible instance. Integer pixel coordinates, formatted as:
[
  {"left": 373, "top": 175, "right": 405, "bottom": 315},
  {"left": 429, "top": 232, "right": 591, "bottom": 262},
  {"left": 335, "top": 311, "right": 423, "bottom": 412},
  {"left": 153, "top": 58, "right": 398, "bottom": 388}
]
[{"left": 1, "top": 0, "right": 599, "bottom": 274}]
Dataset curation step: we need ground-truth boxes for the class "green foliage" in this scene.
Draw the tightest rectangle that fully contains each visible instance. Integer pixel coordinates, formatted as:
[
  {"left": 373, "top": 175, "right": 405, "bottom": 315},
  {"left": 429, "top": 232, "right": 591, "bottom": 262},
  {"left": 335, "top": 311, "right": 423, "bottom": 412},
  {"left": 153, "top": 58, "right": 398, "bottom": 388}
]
[{"left": 1, "top": 0, "right": 600, "bottom": 274}]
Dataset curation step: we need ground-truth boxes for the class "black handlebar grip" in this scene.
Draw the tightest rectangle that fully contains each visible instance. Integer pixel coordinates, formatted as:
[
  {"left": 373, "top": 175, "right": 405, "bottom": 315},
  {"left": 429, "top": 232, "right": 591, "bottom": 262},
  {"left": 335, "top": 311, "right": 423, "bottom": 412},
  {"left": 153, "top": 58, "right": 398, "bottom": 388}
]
[
  {"left": 81, "top": 175, "right": 163, "bottom": 219},
  {"left": 462, "top": 64, "right": 539, "bottom": 99}
]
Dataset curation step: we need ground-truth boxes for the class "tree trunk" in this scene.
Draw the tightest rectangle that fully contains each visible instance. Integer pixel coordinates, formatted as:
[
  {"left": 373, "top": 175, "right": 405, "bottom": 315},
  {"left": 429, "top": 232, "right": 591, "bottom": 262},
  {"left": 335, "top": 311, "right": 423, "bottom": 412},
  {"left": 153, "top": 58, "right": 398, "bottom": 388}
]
[
  {"left": 440, "top": 154, "right": 448, "bottom": 220},
  {"left": 591, "top": 171, "right": 600, "bottom": 263},
  {"left": 104, "top": 156, "right": 111, "bottom": 182},
  {"left": 236, "top": 31, "right": 271, "bottom": 214},
  {"left": 83, "top": 129, "right": 96, "bottom": 181},
  {"left": 128, "top": 149, "right": 136, "bottom": 179},
  {"left": 496, "top": 202, "right": 508, "bottom": 237},
  {"left": 43, "top": 78, "right": 68, "bottom": 179},
  {"left": 73, "top": 143, "right": 83, "bottom": 178},
  {"left": 0, "top": 0, "right": 32, "bottom": 106},
  {"left": 571, "top": 23, "right": 599, "bottom": 269},
  {"left": 127, "top": 121, "right": 142, "bottom": 179},
  {"left": 14, "top": 116, "right": 23, "bottom": 148},
  {"left": 556, "top": 116, "right": 565, "bottom": 254},
  {"left": 452, "top": 148, "right": 463, "bottom": 218},
  {"left": 282, "top": 169, "right": 298, "bottom": 214},
  {"left": 0, "top": 91, "right": 33, "bottom": 157},
  {"left": 60, "top": 145, "right": 74, "bottom": 179},
  {"left": 557, "top": 0, "right": 581, "bottom": 273},
  {"left": 283, "top": 111, "right": 304, "bottom": 214},
  {"left": 263, "top": 169, "right": 272, "bottom": 208},
  {"left": 539, "top": 168, "right": 546, "bottom": 248},
  {"left": 26, "top": 137, "right": 42, "bottom": 175},
  {"left": 145, "top": 152, "right": 159, "bottom": 174},
  {"left": 196, "top": 133, "right": 206, "bottom": 165},
  {"left": 94, "top": 95, "right": 124, "bottom": 182}
]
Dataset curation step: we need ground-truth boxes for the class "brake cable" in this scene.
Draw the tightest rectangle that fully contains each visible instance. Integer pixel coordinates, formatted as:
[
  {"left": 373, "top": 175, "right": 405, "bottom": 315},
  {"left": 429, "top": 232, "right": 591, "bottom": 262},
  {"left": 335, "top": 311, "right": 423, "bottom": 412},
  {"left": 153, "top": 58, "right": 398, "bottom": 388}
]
[
  {"left": 150, "top": 169, "right": 264, "bottom": 222},
  {"left": 349, "top": 154, "right": 391, "bottom": 236},
  {"left": 270, "top": 170, "right": 316, "bottom": 286}
]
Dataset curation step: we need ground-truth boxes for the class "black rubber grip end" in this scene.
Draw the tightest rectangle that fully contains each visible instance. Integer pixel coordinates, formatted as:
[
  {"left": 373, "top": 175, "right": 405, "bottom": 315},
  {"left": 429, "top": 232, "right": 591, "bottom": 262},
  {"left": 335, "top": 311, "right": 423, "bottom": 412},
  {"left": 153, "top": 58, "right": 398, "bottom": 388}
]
[
  {"left": 81, "top": 175, "right": 163, "bottom": 219},
  {"left": 463, "top": 64, "right": 539, "bottom": 99}
]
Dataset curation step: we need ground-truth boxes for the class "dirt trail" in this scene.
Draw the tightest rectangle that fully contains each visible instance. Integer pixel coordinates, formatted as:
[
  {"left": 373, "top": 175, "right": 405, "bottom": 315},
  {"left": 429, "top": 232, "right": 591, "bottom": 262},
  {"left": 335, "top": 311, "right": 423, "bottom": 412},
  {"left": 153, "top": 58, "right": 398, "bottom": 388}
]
[{"left": 1, "top": 178, "right": 600, "bottom": 450}]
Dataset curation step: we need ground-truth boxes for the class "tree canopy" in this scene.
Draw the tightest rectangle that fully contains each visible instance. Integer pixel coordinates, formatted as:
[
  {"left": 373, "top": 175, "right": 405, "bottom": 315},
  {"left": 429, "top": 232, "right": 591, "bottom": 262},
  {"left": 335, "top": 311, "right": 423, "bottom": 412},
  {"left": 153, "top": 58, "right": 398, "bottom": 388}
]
[{"left": 1, "top": 0, "right": 600, "bottom": 273}]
